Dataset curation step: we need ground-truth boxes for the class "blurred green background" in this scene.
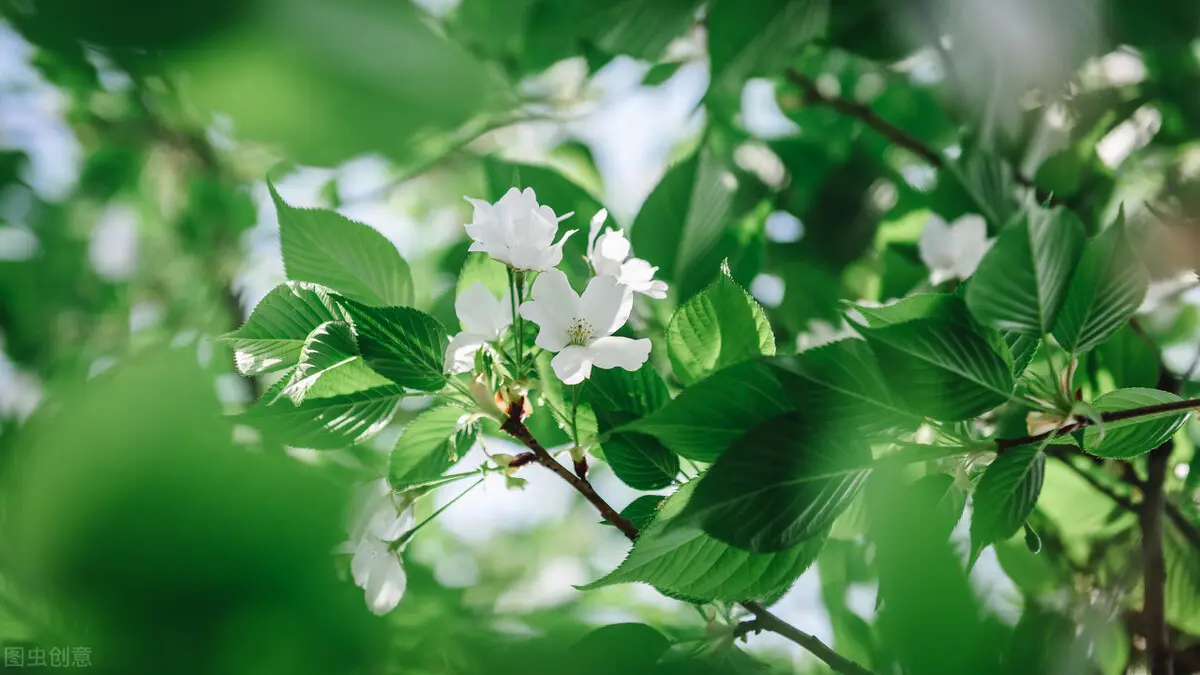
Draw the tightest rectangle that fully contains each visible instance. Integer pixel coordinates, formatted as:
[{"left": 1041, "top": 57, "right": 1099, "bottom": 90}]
[{"left": 0, "top": 0, "right": 1199, "bottom": 673}]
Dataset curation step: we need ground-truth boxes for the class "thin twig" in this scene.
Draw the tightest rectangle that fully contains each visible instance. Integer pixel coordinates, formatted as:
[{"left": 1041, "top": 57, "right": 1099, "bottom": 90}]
[
  {"left": 1143, "top": 441, "right": 1174, "bottom": 675},
  {"left": 783, "top": 69, "right": 1060, "bottom": 207},
  {"left": 500, "top": 401, "right": 875, "bottom": 675},
  {"left": 995, "top": 397, "right": 1200, "bottom": 452}
]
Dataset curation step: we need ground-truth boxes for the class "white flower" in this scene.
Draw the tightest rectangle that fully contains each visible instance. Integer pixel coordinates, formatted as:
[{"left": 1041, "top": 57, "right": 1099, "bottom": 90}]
[
  {"left": 518, "top": 269, "right": 651, "bottom": 384},
  {"left": 444, "top": 283, "right": 513, "bottom": 374},
  {"left": 918, "top": 213, "right": 993, "bottom": 285},
  {"left": 464, "top": 187, "right": 576, "bottom": 271},
  {"left": 343, "top": 479, "right": 414, "bottom": 615},
  {"left": 586, "top": 209, "right": 668, "bottom": 299}
]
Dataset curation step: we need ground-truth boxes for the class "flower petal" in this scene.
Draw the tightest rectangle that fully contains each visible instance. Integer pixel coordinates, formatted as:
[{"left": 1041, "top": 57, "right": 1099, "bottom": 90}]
[
  {"left": 579, "top": 274, "right": 633, "bottom": 337},
  {"left": 594, "top": 229, "right": 631, "bottom": 265},
  {"left": 588, "top": 336, "right": 651, "bottom": 372},
  {"left": 918, "top": 213, "right": 956, "bottom": 273},
  {"left": 540, "top": 228, "right": 577, "bottom": 271},
  {"left": 444, "top": 332, "right": 488, "bottom": 374},
  {"left": 519, "top": 269, "right": 578, "bottom": 351},
  {"left": 586, "top": 208, "right": 608, "bottom": 261},
  {"left": 364, "top": 550, "right": 406, "bottom": 615},
  {"left": 550, "top": 346, "right": 595, "bottom": 384},
  {"left": 455, "top": 282, "right": 511, "bottom": 338}
]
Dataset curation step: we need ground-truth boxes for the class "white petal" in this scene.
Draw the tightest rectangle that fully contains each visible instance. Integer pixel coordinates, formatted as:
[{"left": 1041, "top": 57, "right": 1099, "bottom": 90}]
[
  {"left": 350, "top": 537, "right": 377, "bottom": 587},
  {"left": 918, "top": 213, "right": 956, "bottom": 272},
  {"left": 377, "top": 504, "right": 415, "bottom": 542},
  {"left": 519, "top": 269, "right": 578, "bottom": 351},
  {"left": 539, "top": 229, "right": 577, "bottom": 271},
  {"left": 619, "top": 258, "right": 668, "bottom": 298},
  {"left": 455, "top": 282, "right": 511, "bottom": 338},
  {"left": 364, "top": 551, "right": 406, "bottom": 615},
  {"left": 953, "top": 237, "right": 993, "bottom": 280},
  {"left": 586, "top": 208, "right": 608, "bottom": 261},
  {"left": 640, "top": 280, "right": 669, "bottom": 299},
  {"left": 550, "top": 346, "right": 595, "bottom": 384},
  {"left": 594, "top": 229, "right": 631, "bottom": 265},
  {"left": 588, "top": 336, "right": 651, "bottom": 372},
  {"left": 444, "top": 332, "right": 488, "bottom": 374},
  {"left": 580, "top": 274, "right": 633, "bottom": 337}
]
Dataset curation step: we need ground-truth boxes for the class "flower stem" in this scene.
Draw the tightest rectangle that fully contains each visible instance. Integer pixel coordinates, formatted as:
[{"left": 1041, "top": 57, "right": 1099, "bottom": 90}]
[
  {"left": 390, "top": 476, "right": 485, "bottom": 550},
  {"left": 508, "top": 268, "right": 524, "bottom": 379}
]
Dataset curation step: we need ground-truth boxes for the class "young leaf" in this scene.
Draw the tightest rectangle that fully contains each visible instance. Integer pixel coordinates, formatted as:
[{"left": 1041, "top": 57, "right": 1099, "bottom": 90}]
[
  {"left": 1082, "top": 388, "right": 1192, "bottom": 459},
  {"left": 666, "top": 262, "right": 775, "bottom": 386},
  {"left": 223, "top": 281, "right": 347, "bottom": 376},
  {"left": 625, "top": 360, "right": 791, "bottom": 462},
  {"left": 852, "top": 297, "right": 1015, "bottom": 421},
  {"left": 969, "top": 445, "right": 1045, "bottom": 559},
  {"left": 771, "top": 339, "right": 922, "bottom": 439},
  {"left": 1052, "top": 211, "right": 1149, "bottom": 354},
  {"left": 1004, "top": 332, "right": 1041, "bottom": 379},
  {"left": 281, "top": 321, "right": 392, "bottom": 403},
  {"left": 338, "top": 298, "right": 448, "bottom": 392},
  {"left": 272, "top": 182, "right": 414, "bottom": 307},
  {"left": 965, "top": 204, "right": 1085, "bottom": 334},
  {"left": 581, "top": 479, "right": 828, "bottom": 601},
  {"left": 242, "top": 385, "right": 405, "bottom": 450},
  {"left": 388, "top": 406, "right": 478, "bottom": 490},
  {"left": 677, "top": 412, "right": 872, "bottom": 552}
]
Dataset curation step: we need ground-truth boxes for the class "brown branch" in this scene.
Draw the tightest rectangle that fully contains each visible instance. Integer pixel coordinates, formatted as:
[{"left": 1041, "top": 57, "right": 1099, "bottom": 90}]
[
  {"left": 995, "top": 397, "right": 1200, "bottom": 452},
  {"left": 500, "top": 401, "right": 874, "bottom": 675},
  {"left": 783, "top": 69, "right": 1060, "bottom": 207},
  {"left": 1142, "top": 441, "right": 1174, "bottom": 675}
]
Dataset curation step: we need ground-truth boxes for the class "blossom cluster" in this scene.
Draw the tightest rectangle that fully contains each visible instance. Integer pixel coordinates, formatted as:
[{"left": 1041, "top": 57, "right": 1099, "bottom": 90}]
[{"left": 446, "top": 187, "right": 667, "bottom": 385}]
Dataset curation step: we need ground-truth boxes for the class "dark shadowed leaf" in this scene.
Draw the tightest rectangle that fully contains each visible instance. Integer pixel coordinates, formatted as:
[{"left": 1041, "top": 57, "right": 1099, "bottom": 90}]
[
  {"left": 678, "top": 412, "right": 871, "bottom": 552},
  {"left": 969, "top": 445, "right": 1045, "bottom": 559},
  {"left": 582, "top": 480, "right": 827, "bottom": 600}
]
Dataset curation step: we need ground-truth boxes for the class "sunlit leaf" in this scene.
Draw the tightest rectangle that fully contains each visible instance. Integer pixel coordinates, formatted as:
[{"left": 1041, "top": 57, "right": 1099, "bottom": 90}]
[{"left": 224, "top": 281, "right": 348, "bottom": 376}]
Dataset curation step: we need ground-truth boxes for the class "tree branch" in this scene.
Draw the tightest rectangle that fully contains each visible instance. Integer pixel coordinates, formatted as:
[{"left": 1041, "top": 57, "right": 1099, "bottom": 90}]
[
  {"left": 995, "top": 397, "right": 1200, "bottom": 452},
  {"left": 500, "top": 401, "right": 874, "bottom": 675},
  {"left": 1142, "top": 440, "right": 1174, "bottom": 675},
  {"left": 783, "top": 69, "right": 1059, "bottom": 207}
]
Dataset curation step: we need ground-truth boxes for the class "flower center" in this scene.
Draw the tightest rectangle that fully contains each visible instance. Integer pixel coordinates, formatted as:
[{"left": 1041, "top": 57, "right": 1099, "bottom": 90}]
[{"left": 566, "top": 317, "right": 594, "bottom": 346}]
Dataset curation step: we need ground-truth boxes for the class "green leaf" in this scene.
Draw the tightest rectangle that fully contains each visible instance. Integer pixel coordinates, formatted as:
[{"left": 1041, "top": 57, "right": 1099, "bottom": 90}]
[
  {"left": 1052, "top": 211, "right": 1149, "bottom": 354},
  {"left": 626, "top": 360, "right": 791, "bottom": 462},
  {"left": 965, "top": 204, "right": 1086, "bottom": 334},
  {"left": 272, "top": 182, "right": 413, "bottom": 307},
  {"left": 224, "top": 281, "right": 347, "bottom": 376},
  {"left": 709, "top": 0, "right": 829, "bottom": 93},
  {"left": 772, "top": 339, "right": 921, "bottom": 439},
  {"left": 666, "top": 262, "right": 775, "bottom": 386},
  {"left": 338, "top": 298, "right": 448, "bottom": 392},
  {"left": 851, "top": 297, "right": 1015, "bottom": 421},
  {"left": 612, "top": 495, "right": 665, "bottom": 532},
  {"left": 581, "top": 479, "right": 827, "bottom": 601},
  {"left": 909, "top": 473, "right": 967, "bottom": 542},
  {"left": 455, "top": 252, "right": 510, "bottom": 305},
  {"left": 1095, "top": 323, "right": 1160, "bottom": 389},
  {"left": 281, "top": 321, "right": 392, "bottom": 403},
  {"left": 630, "top": 146, "right": 739, "bottom": 297},
  {"left": 534, "top": 350, "right": 598, "bottom": 443},
  {"left": 969, "top": 445, "right": 1045, "bottom": 558},
  {"left": 1004, "top": 332, "right": 1041, "bottom": 379},
  {"left": 573, "top": 623, "right": 671, "bottom": 673},
  {"left": 388, "top": 406, "right": 478, "bottom": 490},
  {"left": 1082, "top": 388, "right": 1192, "bottom": 459},
  {"left": 242, "top": 385, "right": 405, "bottom": 450},
  {"left": 587, "top": 365, "right": 677, "bottom": 490},
  {"left": 678, "top": 412, "right": 871, "bottom": 552},
  {"left": 582, "top": 0, "right": 703, "bottom": 61}
]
